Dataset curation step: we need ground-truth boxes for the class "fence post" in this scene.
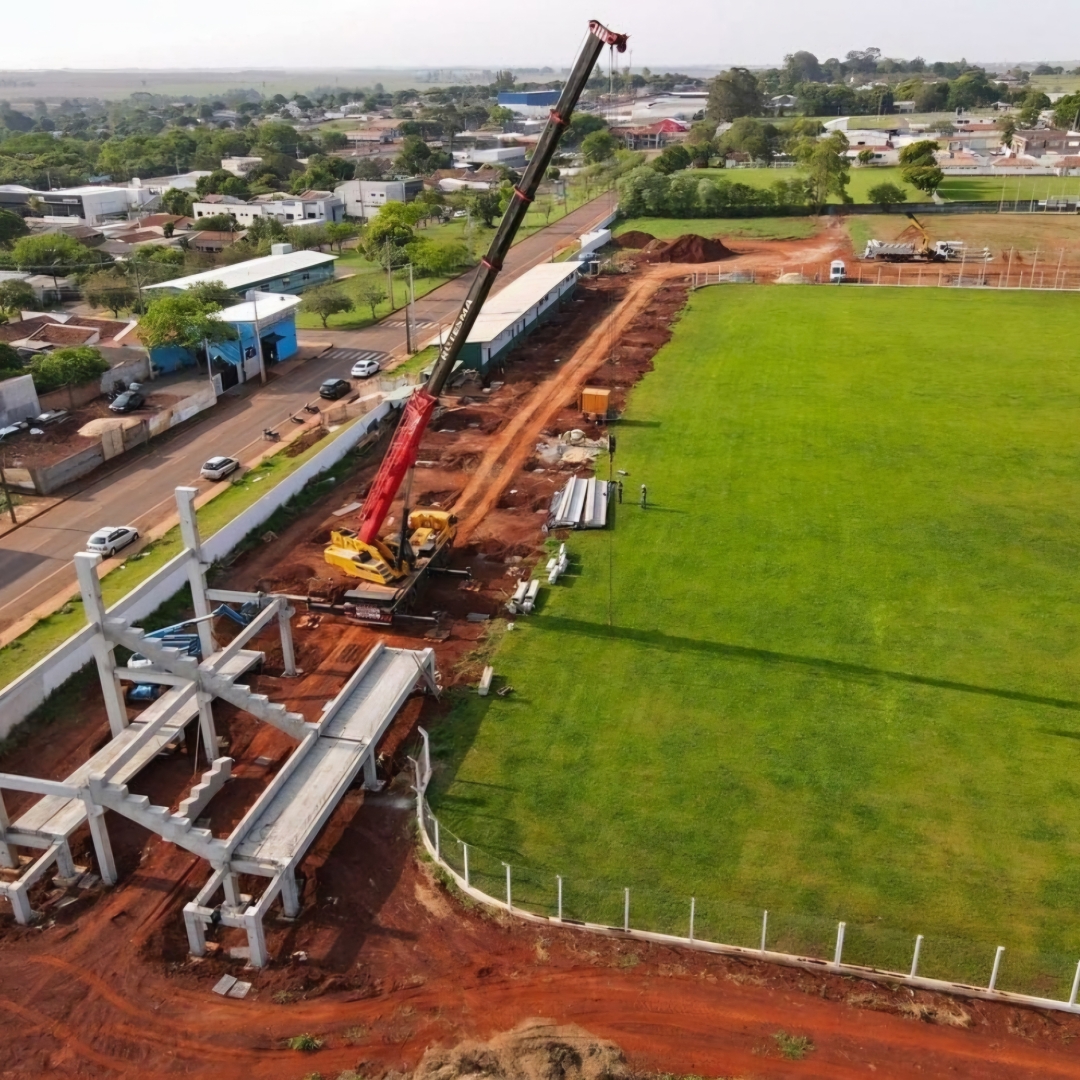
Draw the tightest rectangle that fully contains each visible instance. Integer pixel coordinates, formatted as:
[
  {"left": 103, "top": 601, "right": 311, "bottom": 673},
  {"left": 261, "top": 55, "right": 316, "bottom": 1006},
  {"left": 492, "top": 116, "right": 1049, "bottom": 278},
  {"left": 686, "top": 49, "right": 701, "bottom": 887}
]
[
  {"left": 624, "top": 888, "right": 630, "bottom": 932},
  {"left": 910, "top": 934, "right": 924, "bottom": 978},
  {"left": 689, "top": 897, "right": 695, "bottom": 943},
  {"left": 761, "top": 910, "right": 768, "bottom": 953},
  {"left": 988, "top": 946, "right": 1005, "bottom": 991},
  {"left": 502, "top": 862, "right": 512, "bottom": 912},
  {"left": 433, "top": 817, "right": 440, "bottom": 861},
  {"left": 833, "top": 921, "right": 846, "bottom": 968},
  {"left": 556, "top": 875, "right": 563, "bottom": 922},
  {"left": 1069, "top": 960, "right": 1080, "bottom": 1008},
  {"left": 461, "top": 841, "right": 470, "bottom": 888}
]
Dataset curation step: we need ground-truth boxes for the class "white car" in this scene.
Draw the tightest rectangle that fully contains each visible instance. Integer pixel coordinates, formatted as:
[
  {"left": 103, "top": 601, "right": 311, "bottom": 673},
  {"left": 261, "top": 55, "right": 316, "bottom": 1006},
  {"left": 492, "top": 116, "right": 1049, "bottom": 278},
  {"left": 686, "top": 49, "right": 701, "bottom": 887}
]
[
  {"left": 200, "top": 456, "right": 240, "bottom": 481},
  {"left": 87, "top": 526, "right": 139, "bottom": 557},
  {"left": 351, "top": 358, "right": 381, "bottom": 378}
]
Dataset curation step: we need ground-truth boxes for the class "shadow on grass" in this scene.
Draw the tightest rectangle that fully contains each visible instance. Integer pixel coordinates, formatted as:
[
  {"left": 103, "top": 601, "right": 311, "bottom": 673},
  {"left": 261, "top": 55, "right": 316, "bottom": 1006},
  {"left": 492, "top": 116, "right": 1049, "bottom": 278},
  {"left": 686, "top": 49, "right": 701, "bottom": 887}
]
[
  {"left": 534, "top": 615, "right": 1080, "bottom": 713},
  {"left": 616, "top": 419, "right": 662, "bottom": 428}
]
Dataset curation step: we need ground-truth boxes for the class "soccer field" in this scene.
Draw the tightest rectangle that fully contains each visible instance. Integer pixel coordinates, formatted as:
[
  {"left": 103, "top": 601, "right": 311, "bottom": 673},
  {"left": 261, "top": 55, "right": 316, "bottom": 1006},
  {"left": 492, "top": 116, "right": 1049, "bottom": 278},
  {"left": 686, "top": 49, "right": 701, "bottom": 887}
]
[{"left": 428, "top": 286, "right": 1080, "bottom": 993}]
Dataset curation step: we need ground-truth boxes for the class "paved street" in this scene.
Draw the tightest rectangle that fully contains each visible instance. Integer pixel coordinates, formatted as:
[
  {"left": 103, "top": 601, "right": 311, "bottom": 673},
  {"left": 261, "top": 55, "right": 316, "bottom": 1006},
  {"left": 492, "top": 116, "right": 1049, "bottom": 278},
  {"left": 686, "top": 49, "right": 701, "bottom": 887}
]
[{"left": 0, "top": 191, "right": 618, "bottom": 636}]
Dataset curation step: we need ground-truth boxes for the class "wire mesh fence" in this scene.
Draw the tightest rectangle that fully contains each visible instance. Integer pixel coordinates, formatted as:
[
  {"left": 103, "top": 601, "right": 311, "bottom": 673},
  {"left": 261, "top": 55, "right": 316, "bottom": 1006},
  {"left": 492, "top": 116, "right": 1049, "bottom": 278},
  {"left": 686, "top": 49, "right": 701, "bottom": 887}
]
[{"left": 419, "top": 796, "right": 1080, "bottom": 1009}]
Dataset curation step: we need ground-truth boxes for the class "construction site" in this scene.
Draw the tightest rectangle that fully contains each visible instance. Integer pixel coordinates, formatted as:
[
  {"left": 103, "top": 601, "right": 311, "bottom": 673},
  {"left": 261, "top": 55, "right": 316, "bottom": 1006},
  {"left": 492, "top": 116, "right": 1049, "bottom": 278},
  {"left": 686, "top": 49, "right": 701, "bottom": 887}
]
[{"left": 6, "top": 27, "right": 1080, "bottom": 1080}]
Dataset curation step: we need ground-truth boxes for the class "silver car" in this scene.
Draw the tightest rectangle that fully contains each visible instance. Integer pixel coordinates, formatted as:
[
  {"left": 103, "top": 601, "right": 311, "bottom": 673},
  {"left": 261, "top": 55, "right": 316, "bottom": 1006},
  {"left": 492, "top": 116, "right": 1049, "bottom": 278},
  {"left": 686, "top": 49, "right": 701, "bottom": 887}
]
[
  {"left": 87, "top": 526, "right": 139, "bottom": 557},
  {"left": 200, "top": 456, "right": 240, "bottom": 481}
]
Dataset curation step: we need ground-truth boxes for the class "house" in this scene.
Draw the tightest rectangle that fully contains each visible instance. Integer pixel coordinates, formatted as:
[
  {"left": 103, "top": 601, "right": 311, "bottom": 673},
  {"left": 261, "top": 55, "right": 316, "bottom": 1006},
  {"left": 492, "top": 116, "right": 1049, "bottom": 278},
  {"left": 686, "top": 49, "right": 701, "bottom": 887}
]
[
  {"left": 426, "top": 168, "right": 502, "bottom": 193},
  {"left": 186, "top": 229, "right": 248, "bottom": 253},
  {"left": 1013, "top": 128, "right": 1079, "bottom": 157},
  {"left": 767, "top": 94, "right": 799, "bottom": 112},
  {"left": 207, "top": 293, "right": 302, "bottom": 384},
  {"left": 221, "top": 156, "right": 263, "bottom": 177},
  {"left": 610, "top": 118, "right": 689, "bottom": 151},
  {"left": 190, "top": 190, "right": 344, "bottom": 226},
  {"left": 895, "top": 101, "right": 917, "bottom": 113},
  {"left": 142, "top": 244, "right": 337, "bottom": 299},
  {"left": 497, "top": 90, "right": 560, "bottom": 117},
  {"left": 452, "top": 145, "right": 527, "bottom": 169},
  {"left": 0, "top": 312, "right": 139, "bottom": 357},
  {"left": 334, "top": 178, "right": 423, "bottom": 221}
]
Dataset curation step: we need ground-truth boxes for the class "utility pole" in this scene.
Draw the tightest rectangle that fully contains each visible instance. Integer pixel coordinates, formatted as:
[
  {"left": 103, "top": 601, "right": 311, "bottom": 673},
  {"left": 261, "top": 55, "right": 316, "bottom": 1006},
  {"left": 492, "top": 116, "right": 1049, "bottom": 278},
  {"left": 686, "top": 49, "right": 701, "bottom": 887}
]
[
  {"left": 0, "top": 452, "right": 16, "bottom": 525},
  {"left": 385, "top": 240, "right": 395, "bottom": 308},
  {"left": 405, "top": 263, "right": 415, "bottom": 354}
]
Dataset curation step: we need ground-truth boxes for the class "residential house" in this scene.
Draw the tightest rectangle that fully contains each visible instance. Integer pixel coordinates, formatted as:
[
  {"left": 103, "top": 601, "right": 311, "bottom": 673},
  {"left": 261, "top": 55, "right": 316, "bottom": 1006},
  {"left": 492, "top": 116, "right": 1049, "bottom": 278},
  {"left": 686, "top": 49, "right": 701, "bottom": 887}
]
[
  {"left": 334, "top": 178, "right": 423, "bottom": 221},
  {"left": 1013, "top": 128, "right": 1080, "bottom": 157},
  {"left": 190, "top": 190, "right": 344, "bottom": 225}
]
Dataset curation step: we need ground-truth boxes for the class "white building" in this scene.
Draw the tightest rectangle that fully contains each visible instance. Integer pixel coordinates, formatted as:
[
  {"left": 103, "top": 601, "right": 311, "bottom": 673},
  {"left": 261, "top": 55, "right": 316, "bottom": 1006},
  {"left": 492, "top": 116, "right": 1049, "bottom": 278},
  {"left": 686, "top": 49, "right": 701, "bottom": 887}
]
[
  {"left": 36, "top": 184, "right": 156, "bottom": 226},
  {"left": 191, "top": 190, "right": 344, "bottom": 225},
  {"left": 334, "top": 178, "right": 424, "bottom": 221},
  {"left": 221, "top": 157, "right": 264, "bottom": 177},
  {"left": 452, "top": 145, "right": 527, "bottom": 168}
]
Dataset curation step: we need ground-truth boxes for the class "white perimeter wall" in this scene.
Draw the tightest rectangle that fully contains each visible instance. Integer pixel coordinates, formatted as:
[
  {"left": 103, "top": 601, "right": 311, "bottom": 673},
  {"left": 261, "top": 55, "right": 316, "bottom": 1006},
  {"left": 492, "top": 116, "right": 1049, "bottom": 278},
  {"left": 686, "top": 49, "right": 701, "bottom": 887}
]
[{"left": 0, "top": 399, "right": 395, "bottom": 739}]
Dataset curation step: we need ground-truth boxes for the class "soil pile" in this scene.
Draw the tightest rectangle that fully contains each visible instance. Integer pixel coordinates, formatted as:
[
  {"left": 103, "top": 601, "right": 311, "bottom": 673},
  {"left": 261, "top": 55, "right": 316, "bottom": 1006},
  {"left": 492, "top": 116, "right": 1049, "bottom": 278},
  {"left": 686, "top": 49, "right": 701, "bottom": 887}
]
[
  {"left": 408, "top": 1020, "right": 630, "bottom": 1080},
  {"left": 644, "top": 234, "right": 734, "bottom": 263},
  {"left": 613, "top": 230, "right": 656, "bottom": 249}
]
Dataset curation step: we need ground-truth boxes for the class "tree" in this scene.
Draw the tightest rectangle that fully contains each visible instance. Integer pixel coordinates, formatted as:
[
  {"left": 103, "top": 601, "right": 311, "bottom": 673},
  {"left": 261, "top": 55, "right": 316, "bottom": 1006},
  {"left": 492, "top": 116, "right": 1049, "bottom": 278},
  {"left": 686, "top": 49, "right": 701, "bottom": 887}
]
[
  {"left": 406, "top": 238, "right": 471, "bottom": 276},
  {"left": 320, "top": 130, "right": 348, "bottom": 151},
  {"left": 300, "top": 283, "right": 353, "bottom": 328},
  {"left": 782, "top": 51, "right": 823, "bottom": 88},
  {"left": 139, "top": 291, "right": 234, "bottom": 356},
  {"left": 186, "top": 280, "right": 235, "bottom": 307},
  {"left": 652, "top": 144, "right": 692, "bottom": 174},
  {"left": 1051, "top": 93, "right": 1080, "bottom": 131},
  {"left": 718, "top": 118, "right": 776, "bottom": 164},
  {"left": 11, "top": 233, "right": 95, "bottom": 291},
  {"left": 325, "top": 221, "right": 358, "bottom": 253},
  {"left": 0, "top": 342, "right": 23, "bottom": 378},
  {"left": 355, "top": 279, "right": 387, "bottom": 320},
  {"left": 160, "top": 188, "right": 194, "bottom": 217},
  {"left": 30, "top": 346, "right": 109, "bottom": 394},
  {"left": 0, "top": 279, "right": 35, "bottom": 319},
  {"left": 899, "top": 140, "right": 943, "bottom": 195},
  {"left": 707, "top": 68, "right": 764, "bottom": 122},
  {"left": 365, "top": 202, "right": 416, "bottom": 259},
  {"left": 0, "top": 209, "right": 29, "bottom": 247},
  {"left": 84, "top": 269, "right": 136, "bottom": 316},
  {"left": 565, "top": 113, "right": 608, "bottom": 147},
  {"left": 467, "top": 190, "right": 502, "bottom": 227},
  {"left": 581, "top": 130, "right": 617, "bottom": 164},
  {"left": 354, "top": 157, "right": 390, "bottom": 181},
  {"left": 1018, "top": 91, "right": 1051, "bottom": 127},
  {"left": 999, "top": 116, "right": 1017, "bottom": 148},
  {"left": 857, "top": 148, "right": 875, "bottom": 165},
  {"left": 195, "top": 169, "right": 250, "bottom": 199},
  {"left": 867, "top": 183, "right": 908, "bottom": 211},
  {"left": 795, "top": 131, "right": 851, "bottom": 205}
]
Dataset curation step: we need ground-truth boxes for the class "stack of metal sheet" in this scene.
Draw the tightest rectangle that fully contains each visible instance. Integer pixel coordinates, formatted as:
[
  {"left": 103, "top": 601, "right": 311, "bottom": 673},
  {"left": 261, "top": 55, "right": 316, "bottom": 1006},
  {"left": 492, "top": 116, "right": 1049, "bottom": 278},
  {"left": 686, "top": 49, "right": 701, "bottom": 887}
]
[{"left": 548, "top": 477, "right": 611, "bottom": 529}]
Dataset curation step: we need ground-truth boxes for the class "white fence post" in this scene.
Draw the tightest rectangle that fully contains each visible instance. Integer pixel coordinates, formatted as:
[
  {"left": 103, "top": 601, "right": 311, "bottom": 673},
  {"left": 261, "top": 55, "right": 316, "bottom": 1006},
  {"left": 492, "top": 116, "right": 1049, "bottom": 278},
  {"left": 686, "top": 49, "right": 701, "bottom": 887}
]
[
  {"left": 503, "top": 862, "right": 512, "bottom": 912},
  {"left": 556, "top": 875, "right": 563, "bottom": 922},
  {"left": 833, "top": 921, "right": 846, "bottom": 968},
  {"left": 910, "top": 934, "right": 924, "bottom": 978},
  {"left": 689, "top": 897, "right": 695, "bottom": 943},
  {"left": 460, "top": 841, "right": 469, "bottom": 888},
  {"left": 624, "top": 888, "right": 630, "bottom": 932},
  {"left": 433, "top": 816, "right": 440, "bottom": 861},
  {"left": 761, "top": 910, "right": 768, "bottom": 953},
  {"left": 988, "top": 946, "right": 1005, "bottom": 991},
  {"left": 1069, "top": 961, "right": 1080, "bottom": 1008}
]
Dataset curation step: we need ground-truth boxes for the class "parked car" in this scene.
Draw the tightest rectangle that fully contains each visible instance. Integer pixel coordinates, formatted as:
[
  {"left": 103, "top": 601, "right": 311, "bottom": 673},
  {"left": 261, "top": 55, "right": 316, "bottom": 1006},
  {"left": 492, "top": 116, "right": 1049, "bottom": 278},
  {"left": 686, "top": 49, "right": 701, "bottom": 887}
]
[
  {"left": 0, "top": 420, "right": 28, "bottom": 442},
  {"left": 109, "top": 391, "right": 145, "bottom": 414},
  {"left": 351, "top": 358, "right": 381, "bottom": 378},
  {"left": 87, "top": 525, "right": 139, "bottom": 557},
  {"left": 319, "top": 378, "right": 351, "bottom": 401},
  {"left": 200, "top": 456, "right": 240, "bottom": 481},
  {"left": 452, "top": 210, "right": 468, "bottom": 218},
  {"left": 28, "top": 409, "right": 70, "bottom": 426}
]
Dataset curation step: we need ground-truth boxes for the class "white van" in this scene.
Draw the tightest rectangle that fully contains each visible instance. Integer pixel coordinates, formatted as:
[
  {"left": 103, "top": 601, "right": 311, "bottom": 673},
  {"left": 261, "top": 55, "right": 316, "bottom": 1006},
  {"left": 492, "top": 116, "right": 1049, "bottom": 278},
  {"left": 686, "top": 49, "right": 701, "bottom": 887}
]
[{"left": 829, "top": 260, "right": 846, "bottom": 283}]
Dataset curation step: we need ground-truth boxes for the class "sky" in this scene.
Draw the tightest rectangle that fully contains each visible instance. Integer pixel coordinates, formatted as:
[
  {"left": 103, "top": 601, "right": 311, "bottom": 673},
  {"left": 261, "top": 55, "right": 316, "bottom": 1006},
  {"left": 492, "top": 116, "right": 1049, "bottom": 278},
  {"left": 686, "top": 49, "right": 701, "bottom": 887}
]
[{"left": 3, "top": 0, "right": 1078, "bottom": 71}]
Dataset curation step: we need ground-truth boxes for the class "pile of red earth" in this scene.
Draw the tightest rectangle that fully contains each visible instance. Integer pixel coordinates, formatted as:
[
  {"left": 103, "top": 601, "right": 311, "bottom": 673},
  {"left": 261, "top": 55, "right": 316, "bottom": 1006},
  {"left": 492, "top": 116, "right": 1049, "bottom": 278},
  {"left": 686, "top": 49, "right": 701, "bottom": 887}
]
[
  {"left": 613, "top": 230, "right": 657, "bottom": 249},
  {"left": 641, "top": 234, "right": 734, "bottom": 263}
]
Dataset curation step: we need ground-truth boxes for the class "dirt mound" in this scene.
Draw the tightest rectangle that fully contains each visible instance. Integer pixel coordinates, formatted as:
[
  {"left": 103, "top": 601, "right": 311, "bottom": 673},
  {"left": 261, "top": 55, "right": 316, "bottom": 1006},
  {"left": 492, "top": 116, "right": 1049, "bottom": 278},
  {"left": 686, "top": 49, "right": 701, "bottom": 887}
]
[
  {"left": 408, "top": 1020, "right": 629, "bottom": 1080},
  {"left": 614, "top": 230, "right": 656, "bottom": 249},
  {"left": 645, "top": 234, "right": 734, "bottom": 263}
]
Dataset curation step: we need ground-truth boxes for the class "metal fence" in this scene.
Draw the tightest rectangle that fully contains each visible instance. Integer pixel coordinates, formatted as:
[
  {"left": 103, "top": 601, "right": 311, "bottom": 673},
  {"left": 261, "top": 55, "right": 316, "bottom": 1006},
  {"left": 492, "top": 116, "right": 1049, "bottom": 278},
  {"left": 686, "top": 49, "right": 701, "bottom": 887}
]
[{"left": 411, "top": 730, "right": 1080, "bottom": 1016}]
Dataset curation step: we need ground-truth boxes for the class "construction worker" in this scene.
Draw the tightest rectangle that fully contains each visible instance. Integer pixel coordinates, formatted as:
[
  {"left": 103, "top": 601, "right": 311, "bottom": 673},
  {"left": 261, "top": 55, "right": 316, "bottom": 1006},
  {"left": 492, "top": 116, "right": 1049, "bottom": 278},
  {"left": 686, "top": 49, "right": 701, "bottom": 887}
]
[{"left": 640, "top": 484, "right": 647, "bottom": 509}]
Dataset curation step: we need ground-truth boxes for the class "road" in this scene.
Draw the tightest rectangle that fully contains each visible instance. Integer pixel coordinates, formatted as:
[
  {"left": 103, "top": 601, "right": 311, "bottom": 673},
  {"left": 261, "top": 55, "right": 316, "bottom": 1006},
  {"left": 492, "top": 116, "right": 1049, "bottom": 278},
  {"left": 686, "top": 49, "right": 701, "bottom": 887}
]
[{"left": 0, "top": 192, "right": 618, "bottom": 638}]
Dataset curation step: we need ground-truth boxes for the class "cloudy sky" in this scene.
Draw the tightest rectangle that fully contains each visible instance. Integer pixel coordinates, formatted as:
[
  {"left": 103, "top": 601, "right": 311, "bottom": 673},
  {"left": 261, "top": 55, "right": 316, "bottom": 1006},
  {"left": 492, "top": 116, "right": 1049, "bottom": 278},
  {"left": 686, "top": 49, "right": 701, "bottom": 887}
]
[{"left": 5, "top": 0, "right": 1077, "bottom": 69}]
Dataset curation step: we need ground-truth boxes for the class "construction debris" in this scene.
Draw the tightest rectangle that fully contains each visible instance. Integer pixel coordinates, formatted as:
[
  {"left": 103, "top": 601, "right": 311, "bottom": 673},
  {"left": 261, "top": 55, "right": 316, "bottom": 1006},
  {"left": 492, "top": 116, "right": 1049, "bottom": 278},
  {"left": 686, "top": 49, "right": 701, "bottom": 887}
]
[
  {"left": 549, "top": 477, "right": 611, "bottom": 529},
  {"left": 547, "top": 543, "right": 570, "bottom": 584},
  {"left": 478, "top": 666, "right": 494, "bottom": 696},
  {"left": 506, "top": 577, "right": 541, "bottom": 615}
]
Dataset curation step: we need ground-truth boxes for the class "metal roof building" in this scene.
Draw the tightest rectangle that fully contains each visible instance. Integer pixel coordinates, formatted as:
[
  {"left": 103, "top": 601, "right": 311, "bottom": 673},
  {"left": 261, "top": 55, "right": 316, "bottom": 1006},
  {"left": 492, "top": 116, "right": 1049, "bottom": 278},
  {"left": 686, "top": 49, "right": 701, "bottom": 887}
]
[
  {"left": 143, "top": 246, "right": 337, "bottom": 297},
  {"left": 460, "top": 262, "right": 579, "bottom": 371}
]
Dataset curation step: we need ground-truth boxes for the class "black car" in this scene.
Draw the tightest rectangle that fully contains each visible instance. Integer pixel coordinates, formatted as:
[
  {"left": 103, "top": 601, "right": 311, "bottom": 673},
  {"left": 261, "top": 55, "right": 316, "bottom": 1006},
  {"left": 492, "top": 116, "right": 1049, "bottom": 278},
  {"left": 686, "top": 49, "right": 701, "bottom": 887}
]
[
  {"left": 109, "top": 391, "right": 145, "bottom": 413},
  {"left": 319, "top": 378, "right": 351, "bottom": 401}
]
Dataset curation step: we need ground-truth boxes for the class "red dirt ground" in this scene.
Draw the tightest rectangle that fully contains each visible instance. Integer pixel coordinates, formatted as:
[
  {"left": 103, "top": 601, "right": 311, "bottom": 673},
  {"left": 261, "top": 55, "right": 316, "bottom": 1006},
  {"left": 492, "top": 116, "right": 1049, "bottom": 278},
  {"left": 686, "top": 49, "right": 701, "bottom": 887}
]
[
  {"left": 639, "top": 234, "right": 735, "bottom": 263},
  {"left": 4, "top": 252, "right": 1079, "bottom": 1078}
]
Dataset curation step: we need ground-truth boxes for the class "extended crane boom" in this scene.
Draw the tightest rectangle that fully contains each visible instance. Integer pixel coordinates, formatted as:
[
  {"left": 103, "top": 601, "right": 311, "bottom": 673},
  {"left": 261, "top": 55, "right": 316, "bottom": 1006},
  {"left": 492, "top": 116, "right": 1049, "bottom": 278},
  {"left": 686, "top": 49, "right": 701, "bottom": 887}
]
[{"left": 351, "top": 19, "right": 627, "bottom": 550}]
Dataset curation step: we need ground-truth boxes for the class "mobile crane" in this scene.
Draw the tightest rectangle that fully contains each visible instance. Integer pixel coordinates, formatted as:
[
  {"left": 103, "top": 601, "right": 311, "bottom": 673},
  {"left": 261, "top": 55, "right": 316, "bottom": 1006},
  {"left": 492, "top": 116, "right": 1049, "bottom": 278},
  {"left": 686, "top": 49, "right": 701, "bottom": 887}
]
[{"left": 324, "top": 19, "right": 628, "bottom": 617}]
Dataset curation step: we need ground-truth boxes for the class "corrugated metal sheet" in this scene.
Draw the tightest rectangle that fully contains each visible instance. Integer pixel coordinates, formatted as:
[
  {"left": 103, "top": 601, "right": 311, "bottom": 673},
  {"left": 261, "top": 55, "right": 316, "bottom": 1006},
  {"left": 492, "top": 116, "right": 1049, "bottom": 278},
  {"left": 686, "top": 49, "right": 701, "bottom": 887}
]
[{"left": 549, "top": 477, "right": 611, "bottom": 529}]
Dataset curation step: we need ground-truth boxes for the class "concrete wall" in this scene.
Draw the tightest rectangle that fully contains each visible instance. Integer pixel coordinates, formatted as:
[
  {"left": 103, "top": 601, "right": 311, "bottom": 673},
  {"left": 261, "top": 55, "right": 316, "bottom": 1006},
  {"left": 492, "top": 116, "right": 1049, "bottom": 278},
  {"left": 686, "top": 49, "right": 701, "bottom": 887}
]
[
  {"left": 0, "top": 397, "right": 397, "bottom": 739},
  {"left": 39, "top": 382, "right": 102, "bottom": 412},
  {"left": 0, "top": 375, "right": 40, "bottom": 427},
  {"left": 18, "top": 443, "right": 106, "bottom": 495}
]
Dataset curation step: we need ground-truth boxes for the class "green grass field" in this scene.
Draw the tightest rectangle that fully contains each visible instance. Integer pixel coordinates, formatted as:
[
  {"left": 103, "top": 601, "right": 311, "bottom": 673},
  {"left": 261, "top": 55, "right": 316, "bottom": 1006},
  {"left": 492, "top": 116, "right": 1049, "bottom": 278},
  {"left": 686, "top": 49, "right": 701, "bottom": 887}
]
[
  {"left": 429, "top": 286, "right": 1080, "bottom": 994},
  {"left": 614, "top": 217, "right": 820, "bottom": 241}
]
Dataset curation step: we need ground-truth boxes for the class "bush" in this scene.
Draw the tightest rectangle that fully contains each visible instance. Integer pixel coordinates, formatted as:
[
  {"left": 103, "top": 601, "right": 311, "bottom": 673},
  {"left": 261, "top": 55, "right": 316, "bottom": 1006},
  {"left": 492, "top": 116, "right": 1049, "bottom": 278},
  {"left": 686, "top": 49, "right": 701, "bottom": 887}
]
[
  {"left": 30, "top": 346, "right": 109, "bottom": 393},
  {"left": 286, "top": 1033, "right": 323, "bottom": 1052}
]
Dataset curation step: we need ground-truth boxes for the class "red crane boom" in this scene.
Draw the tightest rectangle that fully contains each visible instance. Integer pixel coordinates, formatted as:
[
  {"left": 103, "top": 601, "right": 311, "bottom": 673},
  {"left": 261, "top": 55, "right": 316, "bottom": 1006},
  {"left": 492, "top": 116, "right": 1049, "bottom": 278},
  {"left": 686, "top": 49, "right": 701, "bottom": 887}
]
[{"left": 356, "top": 19, "right": 628, "bottom": 545}]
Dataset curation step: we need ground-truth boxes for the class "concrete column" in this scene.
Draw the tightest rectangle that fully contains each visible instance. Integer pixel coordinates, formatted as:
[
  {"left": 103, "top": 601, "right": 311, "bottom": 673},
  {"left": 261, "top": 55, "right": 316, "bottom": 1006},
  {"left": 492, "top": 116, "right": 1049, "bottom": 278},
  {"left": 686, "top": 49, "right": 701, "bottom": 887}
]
[
  {"left": 74, "top": 553, "right": 129, "bottom": 737},
  {"left": 246, "top": 912, "right": 268, "bottom": 968},
  {"left": 184, "top": 904, "right": 207, "bottom": 956},
  {"left": 86, "top": 805, "right": 117, "bottom": 886},
  {"left": 222, "top": 870, "right": 243, "bottom": 911},
  {"left": 362, "top": 751, "right": 380, "bottom": 791},
  {"left": 0, "top": 789, "right": 16, "bottom": 869},
  {"left": 9, "top": 884, "right": 33, "bottom": 925},
  {"left": 175, "top": 487, "right": 216, "bottom": 660},
  {"left": 197, "top": 692, "right": 218, "bottom": 765},
  {"left": 280, "top": 869, "right": 301, "bottom": 918},
  {"left": 278, "top": 604, "right": 298, "bottom": 677}
]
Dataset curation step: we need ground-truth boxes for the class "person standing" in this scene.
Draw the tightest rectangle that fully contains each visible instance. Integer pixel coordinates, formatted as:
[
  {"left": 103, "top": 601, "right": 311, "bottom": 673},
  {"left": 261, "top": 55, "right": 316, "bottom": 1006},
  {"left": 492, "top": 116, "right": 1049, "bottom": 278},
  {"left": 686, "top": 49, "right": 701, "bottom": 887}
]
[{"left": 640, "top": 484, "right": 647, "bottom": 509}]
